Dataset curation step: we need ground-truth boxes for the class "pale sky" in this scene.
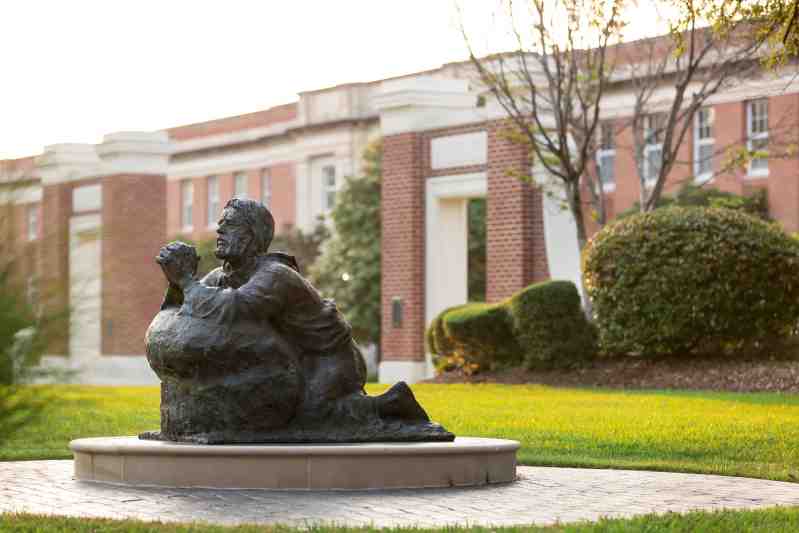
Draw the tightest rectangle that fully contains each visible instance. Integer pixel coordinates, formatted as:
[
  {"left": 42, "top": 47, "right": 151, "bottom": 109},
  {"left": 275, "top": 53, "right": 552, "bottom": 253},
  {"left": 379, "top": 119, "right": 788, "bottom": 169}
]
[{"left": 0, "top": 1, "right": 673, "bottom": 159}]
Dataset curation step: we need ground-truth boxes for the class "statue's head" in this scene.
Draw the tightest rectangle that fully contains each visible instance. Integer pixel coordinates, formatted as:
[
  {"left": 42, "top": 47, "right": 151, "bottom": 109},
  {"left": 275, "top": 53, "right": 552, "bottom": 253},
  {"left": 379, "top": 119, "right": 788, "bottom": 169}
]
[{"left": 215, "top": 198, "right": 275, "bottom": 262}]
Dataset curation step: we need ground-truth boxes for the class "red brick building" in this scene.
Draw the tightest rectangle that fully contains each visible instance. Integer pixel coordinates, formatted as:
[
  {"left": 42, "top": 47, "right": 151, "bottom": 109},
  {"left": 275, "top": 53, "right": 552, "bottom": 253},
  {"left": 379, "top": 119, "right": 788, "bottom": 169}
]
[{"left": 3, "top": 53, "right": 798, "bottom": 384}]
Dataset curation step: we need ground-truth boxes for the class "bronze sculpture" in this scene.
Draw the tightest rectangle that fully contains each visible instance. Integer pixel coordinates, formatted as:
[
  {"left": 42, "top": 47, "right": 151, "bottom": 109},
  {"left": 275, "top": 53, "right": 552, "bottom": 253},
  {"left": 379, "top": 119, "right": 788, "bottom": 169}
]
[{"left": 141, "top": 198, "right": 453, "bottom": 444}]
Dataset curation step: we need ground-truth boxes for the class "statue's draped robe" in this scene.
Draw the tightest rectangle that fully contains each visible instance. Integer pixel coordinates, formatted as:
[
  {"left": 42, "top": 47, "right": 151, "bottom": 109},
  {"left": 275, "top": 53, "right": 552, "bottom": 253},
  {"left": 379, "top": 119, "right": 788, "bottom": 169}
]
[{"left": 190, "top": 253, "right": 368, "bottom": 415}]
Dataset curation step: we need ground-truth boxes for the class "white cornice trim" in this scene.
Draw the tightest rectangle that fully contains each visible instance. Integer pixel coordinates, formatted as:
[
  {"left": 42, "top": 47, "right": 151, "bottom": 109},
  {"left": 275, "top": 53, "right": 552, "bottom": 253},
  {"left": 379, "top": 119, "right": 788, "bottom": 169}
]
[
  {"left": 599, "top": 68, "right": 799, "bottom": 119},
  {"left": 374, "top": 77, "right": 484, "bottom": 135},
  {"left": 97, "top": 131, "right": 172, "bottom": 176},
  {"left": 36, "top": 132, "right": 172, "bottom": 184}
]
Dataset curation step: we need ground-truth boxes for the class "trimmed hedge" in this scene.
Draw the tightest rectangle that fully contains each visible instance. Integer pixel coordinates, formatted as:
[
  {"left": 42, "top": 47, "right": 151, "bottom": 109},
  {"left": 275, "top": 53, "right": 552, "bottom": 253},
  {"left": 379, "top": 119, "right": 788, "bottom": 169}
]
[
  {"left": 583, "top": 207, "right": 799, "bottom": 356},
  {"left": 510, "top": 281, "right": 596, "bottom": 368},
  {"left": 427, "top": 280, "right": 596, "bottom": 372},
  {"left": 427, "top": 302, "right": 519, "bottom": 373}
]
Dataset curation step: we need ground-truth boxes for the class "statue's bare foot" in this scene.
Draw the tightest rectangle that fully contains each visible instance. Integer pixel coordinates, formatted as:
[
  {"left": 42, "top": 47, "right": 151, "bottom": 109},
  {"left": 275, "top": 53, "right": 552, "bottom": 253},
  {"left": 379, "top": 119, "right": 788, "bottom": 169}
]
[{"left": 376, "top": 382, "right": 430, "bottom": 422}]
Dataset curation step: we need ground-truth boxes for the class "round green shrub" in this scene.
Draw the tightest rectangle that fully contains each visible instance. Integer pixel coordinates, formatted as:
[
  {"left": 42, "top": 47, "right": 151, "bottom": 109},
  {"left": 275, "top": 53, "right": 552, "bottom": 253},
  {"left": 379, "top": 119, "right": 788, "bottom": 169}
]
[
  {"left": 428, "top": 302, "right": 521, "bottom": 372},
  {"left": 509, "top": 281, "right": 597, "bottom": 369},
  {"left": 426, "top": 280, "right": 597, "bottom": 373},
  {"left": 583, "top": 207, "right": 799, "bottom": 356},
  {"left": 426, "top": 303, "right": 465, "bottom": 358}
]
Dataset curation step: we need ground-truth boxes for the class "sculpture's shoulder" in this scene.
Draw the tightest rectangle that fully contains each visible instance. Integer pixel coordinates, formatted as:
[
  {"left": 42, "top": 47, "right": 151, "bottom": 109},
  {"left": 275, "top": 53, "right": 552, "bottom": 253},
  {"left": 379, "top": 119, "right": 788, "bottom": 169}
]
[
  {"left": 255, "top": 253, "right": 302, "bottom": 281},
  {"left": 201, "top": 267, "right": 225, "bottom": 287},
  {"left": 259, "top": 252, "right": 300, "bottom": 273},
  {"left": 255, "top": 253, "right": 316, "bottom": 295}
]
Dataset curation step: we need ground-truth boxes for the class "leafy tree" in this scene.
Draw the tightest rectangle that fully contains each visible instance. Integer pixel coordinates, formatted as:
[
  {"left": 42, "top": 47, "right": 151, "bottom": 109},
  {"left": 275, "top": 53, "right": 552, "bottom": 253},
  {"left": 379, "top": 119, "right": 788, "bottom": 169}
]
[
  {"left": 271, "top": 221, "right": 330, "bottom": 276},
  {"left": 311, "top": 140, "right": 382, "bottom": 348},
  {"left": 0, "top": 162, "right": 61, "bottom": 444},
  {"left": 623, "top": 3, "right": 766, "bottom": 212},
  {"left": 0, "top": 162, "right": 69, "bottom": 386},
  {"left": 617, "top": 183, "right": 769, "bottom": 220},
  {"left": 0, "top": 279, "right": 38, "bottom": 384},
  {"left": 463, "top": 0, "right": 626, "bottom": 314},
  {"left": 675, "top": 0, "right": 799, "bottom": 67}
]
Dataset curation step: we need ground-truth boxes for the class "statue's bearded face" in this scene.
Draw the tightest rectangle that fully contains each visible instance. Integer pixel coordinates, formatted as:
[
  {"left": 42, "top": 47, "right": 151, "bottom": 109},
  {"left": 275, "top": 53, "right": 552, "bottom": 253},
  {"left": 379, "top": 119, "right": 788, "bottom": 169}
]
[{"left": 215, "top": 208, "right": 253, "bottom": 261}]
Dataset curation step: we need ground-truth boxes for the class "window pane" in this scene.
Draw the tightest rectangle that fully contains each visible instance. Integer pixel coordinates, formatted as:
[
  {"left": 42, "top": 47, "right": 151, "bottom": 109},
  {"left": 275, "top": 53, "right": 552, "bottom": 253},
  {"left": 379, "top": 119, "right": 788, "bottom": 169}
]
[
  {"left": 646, "top": 147, "right": 662, "bottom": 181},
  {"left": 321, "top": 165, "right": 336, "bottom": 210},
  {"left": 750, "top": 100, "right": 769, "bottom": 134},
  {"left": 599, "top": 153, "right": 615, "bottom": 185},
  {"left": 261, "top": 170, "right": 271, "bottom": 207},
  {"left": 751, "top": 137, "right": 768, "bottom": 171},
  {"left": 207, "top": 176, "right": 219, "bottom": 226},
  {"left": 27, "top": 206, "right": 39, "bottom": 241},
  {"left": 181, "top": 181, "right": 193, "bottom": 228},
  {"left": 697, "top": 108, "right": 712, "bottom": 139},
  {"left": 323, "top": 166, "right": 336, "bottom": 187},
  {"left": 234, "top": 173, "right": 248, "bottom": 199},
  {"left": 697, "top": 143, "right": 714, "bottom": 176},
  {"left": 645, "top": 114, "right": 664, "bottom": 144}
]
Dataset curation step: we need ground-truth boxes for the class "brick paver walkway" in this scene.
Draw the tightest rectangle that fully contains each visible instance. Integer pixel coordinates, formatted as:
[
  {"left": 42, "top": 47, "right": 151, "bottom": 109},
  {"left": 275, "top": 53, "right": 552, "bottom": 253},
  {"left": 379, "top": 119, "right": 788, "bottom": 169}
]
[{"left": 2, "top": 460, "right": 799, "bottom": 527}]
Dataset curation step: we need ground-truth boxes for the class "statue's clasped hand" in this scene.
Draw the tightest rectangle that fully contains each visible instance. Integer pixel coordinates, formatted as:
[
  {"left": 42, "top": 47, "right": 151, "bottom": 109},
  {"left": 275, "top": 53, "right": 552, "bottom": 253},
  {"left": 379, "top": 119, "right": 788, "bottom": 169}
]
[{"left": 156, "top": 241, "right": 199, "bottom": 290}]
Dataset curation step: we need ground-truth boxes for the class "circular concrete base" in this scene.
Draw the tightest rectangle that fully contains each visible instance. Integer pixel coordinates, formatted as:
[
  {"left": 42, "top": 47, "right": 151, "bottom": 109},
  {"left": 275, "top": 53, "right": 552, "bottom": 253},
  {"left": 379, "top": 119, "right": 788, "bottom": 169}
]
[{"left": 70, "top": 436, "right": 519, "bottom": 490}]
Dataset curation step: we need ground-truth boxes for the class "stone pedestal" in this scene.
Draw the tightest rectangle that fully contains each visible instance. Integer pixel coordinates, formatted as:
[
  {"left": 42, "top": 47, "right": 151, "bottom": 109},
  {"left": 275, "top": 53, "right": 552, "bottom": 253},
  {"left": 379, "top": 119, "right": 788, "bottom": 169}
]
[{"left": 70, "top": 436, "right": 519, "bottom": 490}]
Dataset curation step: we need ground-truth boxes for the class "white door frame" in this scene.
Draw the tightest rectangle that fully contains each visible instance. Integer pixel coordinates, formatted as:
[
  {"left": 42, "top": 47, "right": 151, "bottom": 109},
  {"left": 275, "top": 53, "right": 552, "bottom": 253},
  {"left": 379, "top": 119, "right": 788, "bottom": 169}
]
[{"left": 422, "top": 172, "right": 487, "bottom": 377}]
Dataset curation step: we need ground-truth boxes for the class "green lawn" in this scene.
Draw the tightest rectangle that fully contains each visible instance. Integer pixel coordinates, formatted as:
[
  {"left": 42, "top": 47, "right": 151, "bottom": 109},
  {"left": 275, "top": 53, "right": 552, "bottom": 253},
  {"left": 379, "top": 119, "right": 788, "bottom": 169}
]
[
  {"left": 5, "top": 507, "right": 799, "bottom": 532},
  {"left": 3, "top": 384, "right": 799, "bottom": 483}
]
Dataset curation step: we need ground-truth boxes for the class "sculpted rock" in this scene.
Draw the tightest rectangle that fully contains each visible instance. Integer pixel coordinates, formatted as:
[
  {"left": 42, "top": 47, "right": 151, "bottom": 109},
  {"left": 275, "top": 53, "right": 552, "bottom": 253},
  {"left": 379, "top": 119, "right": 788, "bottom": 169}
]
[
  {"left": 141, "top": 198, "right": 453, "bottom": 444},
  {"left": 146, "top": 305, "right": 302, "bottom": 438}
]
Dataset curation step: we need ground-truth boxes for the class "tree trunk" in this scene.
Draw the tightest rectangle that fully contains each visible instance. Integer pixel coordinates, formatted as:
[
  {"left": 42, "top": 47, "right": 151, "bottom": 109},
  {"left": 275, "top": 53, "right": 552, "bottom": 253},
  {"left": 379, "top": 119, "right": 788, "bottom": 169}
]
[{"left": 566, "top": 183, "right": 595, "bottom": 321}]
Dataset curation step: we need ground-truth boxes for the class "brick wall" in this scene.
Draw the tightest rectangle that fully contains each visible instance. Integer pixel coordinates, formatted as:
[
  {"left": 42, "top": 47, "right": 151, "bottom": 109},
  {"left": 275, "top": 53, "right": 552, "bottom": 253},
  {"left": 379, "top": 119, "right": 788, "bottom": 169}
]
[
  {"left": 101, "top": 174, "right": 166, "bottom": 355},
  {"left": 486, "top": 120, "right": 548, "bottom": 301},
  {"left": 380, "top": 132, "right": 425, "bottom": 362},
  {"left": 166, "top": 179, "right": 182, "bottom": 238},
  {"left": 608, "top": 93, "right": 799, "bottom": 221},
  {"left": 40, "top": 182, "right": 74, "bottom": 355},
  {"left": 380, "top": 119, "right": 554, "bottom": 361},
  {"left": 2, "top": 202, "right": 41, "bottom": 304},
  {"left": 167, "top": 162, "right": 297, "bottom": 241},
  {"left": 612, "top": 120, "right": 640, "bottom": 213},
  {"left": 270, "top": 162, "right": 296, "bottom": 230},
  {"left": 711, "top": 100, "right": 748, "bottom": 196},
  {"left": 766, "top": 93, "right": 799, "bottom": 231}
]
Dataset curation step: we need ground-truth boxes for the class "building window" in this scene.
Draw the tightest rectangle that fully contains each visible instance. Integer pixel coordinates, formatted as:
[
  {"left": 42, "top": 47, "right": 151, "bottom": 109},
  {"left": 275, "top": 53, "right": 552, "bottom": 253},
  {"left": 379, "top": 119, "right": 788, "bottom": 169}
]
[
  {"left": 747, "top": 99, "right": 769, "bottom": 176},
  {"left": 261, "top": 169, "right": 271, "bottom": 208},
  {"left": 643, "top": 114, "right": 664, "bottom": 184},
  {"left": 207, "top": 176, "right": 219, "bottom": 227},
  {"left": 597, "top": 122, "right": 616, "bottom": 190},
  {"left": 694, "top": 107, "right": 715, "bottom": 182},
  {"left": 234, "top": 172, "right": 248, "bottom": 199},
  {"left": 181, "top": 180, "right": 193, "bottom": 230},
  {"left": 26, "top": 204, "right": 39, "bottom": 241},
  {"left": 322, "top": 165, "right": 337, "bottom": 211}
]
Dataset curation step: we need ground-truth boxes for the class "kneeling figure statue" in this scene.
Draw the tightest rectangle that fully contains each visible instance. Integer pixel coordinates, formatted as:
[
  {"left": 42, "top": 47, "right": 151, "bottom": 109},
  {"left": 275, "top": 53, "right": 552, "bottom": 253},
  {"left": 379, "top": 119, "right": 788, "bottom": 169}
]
[{"left": 141, "top": 198, "right": 453, "bottom": 444}]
